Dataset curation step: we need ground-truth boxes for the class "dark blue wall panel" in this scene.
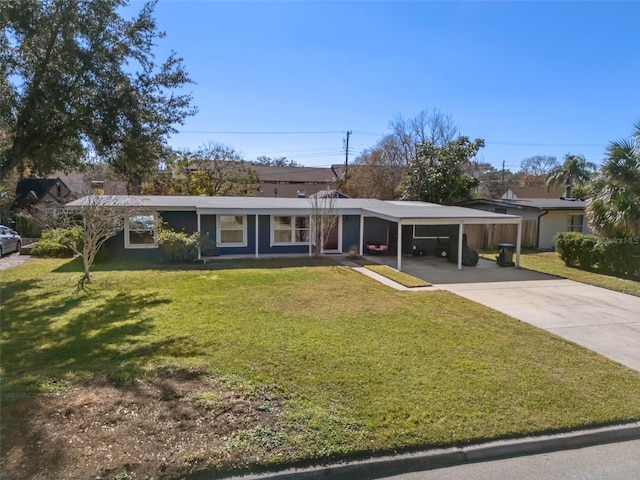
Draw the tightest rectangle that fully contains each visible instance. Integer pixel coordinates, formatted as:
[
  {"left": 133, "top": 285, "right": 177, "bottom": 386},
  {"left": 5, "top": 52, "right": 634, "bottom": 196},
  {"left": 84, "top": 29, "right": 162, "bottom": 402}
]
[{"left": 341, "top": 215, "right": 361, "bottom": 252}]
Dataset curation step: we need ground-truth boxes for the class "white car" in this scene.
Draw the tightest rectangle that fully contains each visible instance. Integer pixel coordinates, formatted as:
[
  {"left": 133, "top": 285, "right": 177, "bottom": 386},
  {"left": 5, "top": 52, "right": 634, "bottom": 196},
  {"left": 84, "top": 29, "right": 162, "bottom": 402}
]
[{"left": 0, "top": 225, "right": 22, "bottom": 256}]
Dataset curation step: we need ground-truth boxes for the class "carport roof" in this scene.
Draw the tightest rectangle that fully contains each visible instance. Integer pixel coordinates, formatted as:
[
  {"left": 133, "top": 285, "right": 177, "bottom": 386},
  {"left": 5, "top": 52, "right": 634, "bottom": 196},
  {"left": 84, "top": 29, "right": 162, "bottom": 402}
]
[{"left": 67, "top": 195, "right": 521, "bottom": 224}]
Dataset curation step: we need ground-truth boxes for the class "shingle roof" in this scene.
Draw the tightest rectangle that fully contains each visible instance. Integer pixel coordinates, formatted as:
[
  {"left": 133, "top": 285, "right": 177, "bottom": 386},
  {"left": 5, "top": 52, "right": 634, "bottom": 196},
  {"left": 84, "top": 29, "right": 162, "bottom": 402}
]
[
  {"left": 503, "top": 185, "right": 566, "bottom": 199},
  {"left": 464, "top": 198, "right": 587, "bottom": 210}
]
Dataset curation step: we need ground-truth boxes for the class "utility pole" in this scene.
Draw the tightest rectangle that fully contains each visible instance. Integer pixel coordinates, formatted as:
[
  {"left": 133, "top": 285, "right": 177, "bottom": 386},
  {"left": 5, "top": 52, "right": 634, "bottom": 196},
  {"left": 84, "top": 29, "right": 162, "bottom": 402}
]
[
  {"left": 344, "top": 131, "right": 352, "bottom": 178},
  {"left": 501, "top": 159, "right": 505, "bottom": 193}
]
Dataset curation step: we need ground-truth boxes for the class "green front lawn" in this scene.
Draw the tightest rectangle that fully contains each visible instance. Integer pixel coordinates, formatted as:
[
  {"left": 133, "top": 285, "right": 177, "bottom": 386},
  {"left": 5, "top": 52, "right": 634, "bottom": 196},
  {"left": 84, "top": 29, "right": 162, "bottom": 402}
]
[
  {"left": 481, "top": 251, "right": 640, "bottom": 297},
  {"left": 3, "top": 257, "right": 640, "bottom": 474}
]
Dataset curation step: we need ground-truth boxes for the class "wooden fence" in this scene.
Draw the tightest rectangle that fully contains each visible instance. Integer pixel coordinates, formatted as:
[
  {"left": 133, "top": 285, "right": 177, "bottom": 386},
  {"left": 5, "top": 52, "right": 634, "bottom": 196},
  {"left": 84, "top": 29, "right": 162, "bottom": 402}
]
[{"left": 465, "top": 220, "right": 536, "bottom": 250}]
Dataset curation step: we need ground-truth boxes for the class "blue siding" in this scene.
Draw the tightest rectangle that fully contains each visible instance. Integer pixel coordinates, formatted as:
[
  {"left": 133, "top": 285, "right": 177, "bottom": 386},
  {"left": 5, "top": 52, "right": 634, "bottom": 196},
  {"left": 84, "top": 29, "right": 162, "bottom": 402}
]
[
  {"left": 200, "top": 214, "right": 216, "bottom": 241},
  {"left": 364, "top": 217, "right": 390, "bottom": 246},
  {"left": 161, "top": 211, "right": 197, "bottom": 233},
  {"left": 341, "top": 215, "right": 361, "bottom": 252},
  {"left": 218, "top": 215, "right": 256, "bottom": 255},
  {"left": 257, "top": 214, "right": 311, "bottom": 255},
  {"left": 103, "top": 231, "right": 167, "bottom": 262}
]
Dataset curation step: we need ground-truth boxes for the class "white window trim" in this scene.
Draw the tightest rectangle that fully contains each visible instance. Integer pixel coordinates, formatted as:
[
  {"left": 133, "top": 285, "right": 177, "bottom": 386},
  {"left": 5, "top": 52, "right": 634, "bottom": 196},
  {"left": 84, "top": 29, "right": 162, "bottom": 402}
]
[
  {"left": 270, "top": 215, "right": 311, "bottom": 246},
  {"left": 125, "top": 214, "right": 158, "bottom": 249},
  {"left": 568, "top": 214, "right": 584, "bottom": 233},
  {"left": 217, "top": 214, "right": 247, "bottom": 247}
]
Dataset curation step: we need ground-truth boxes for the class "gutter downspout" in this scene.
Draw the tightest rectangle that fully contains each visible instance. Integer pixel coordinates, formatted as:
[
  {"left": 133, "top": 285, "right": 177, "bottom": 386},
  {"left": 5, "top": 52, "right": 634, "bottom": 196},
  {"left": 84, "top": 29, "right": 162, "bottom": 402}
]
[{"left": 536, "top": 210, "right": 549, "bottom": 249}]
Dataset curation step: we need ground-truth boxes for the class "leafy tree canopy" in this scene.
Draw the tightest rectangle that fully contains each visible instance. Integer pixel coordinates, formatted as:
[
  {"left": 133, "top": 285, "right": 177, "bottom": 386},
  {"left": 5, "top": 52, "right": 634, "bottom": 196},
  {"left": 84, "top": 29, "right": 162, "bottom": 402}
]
[
  {"left": 587, "top": 122, "right": 640, "bottom": 238},
  {"left": 251, "top": 156, "right": 302, "bottom": 168},
  {"left": 0, "top": 0, "right": 196, "bottom": 185},
  {"left": 400, "top": 137, "right": 484, "bottom": 204},
  {"left": 546, "top": 154, "right": 597, "bottom": 197},
  {"left": 171, "top": 143, "right": 260, "bottom": 197}
]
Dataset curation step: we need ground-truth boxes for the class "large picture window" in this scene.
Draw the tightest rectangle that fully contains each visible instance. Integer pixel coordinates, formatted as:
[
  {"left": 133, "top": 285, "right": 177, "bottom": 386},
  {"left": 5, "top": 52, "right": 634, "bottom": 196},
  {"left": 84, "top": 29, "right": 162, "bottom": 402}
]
[
  {"left": 125, "top": 214, "right": 158, "bottom": 248},
  {"left": 272, "top": 215, "right": 310, "bottom": 244},
  {"left": 217, "top": 215, "right": 246, "bottom": 246}
]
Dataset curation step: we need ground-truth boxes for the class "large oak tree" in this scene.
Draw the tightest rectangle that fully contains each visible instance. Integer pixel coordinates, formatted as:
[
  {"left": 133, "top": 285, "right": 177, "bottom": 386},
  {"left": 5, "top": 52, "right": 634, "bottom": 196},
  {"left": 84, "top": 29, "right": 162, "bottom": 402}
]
[{"left": 0, "top": 0, "right": 195, "bottom": 186}]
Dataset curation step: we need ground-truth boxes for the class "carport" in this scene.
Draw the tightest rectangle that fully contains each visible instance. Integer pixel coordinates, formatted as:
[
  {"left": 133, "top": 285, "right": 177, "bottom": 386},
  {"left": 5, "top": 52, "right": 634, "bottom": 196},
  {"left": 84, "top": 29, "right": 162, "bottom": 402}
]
[{"left": 358, "top": 201, "right": 522, "bottom": 272}]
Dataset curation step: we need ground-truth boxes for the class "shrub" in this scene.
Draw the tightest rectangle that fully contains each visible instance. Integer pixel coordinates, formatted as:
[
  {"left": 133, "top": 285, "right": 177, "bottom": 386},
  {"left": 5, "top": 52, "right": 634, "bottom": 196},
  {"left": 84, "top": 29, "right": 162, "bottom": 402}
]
[
  {"left": 576, "top": 234, "right": 600, "bottom": 269},
  {"left": 554, "top": 232, "right": 601, "bottom": 269},
  {"left": 158, "top": 228, "right": 200, "bottom": 262},
  {"left": 31, "top": 227, "right": 83, "bottom": 258},
  {"left": 554, "top": 232, "right": 583, "bottom": 266},
  {"left": 595, "top": 240, "right": 640, "bottom": 276}
]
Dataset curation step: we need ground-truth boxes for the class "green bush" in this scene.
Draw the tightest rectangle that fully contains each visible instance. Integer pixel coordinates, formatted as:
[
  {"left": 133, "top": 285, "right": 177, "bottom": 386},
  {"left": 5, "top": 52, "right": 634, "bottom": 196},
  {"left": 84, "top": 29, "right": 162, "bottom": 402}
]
[
  {"left": 577, "top": 234, "right": 600, "bottom": 269},
  {"left": 554, "top": 232, "right": 584, "bottom": 267},
  {"left": 158, "top": 228, "right": 201, "bottom": 262},
  {"left": 31, "top": 227, "right": 83, "bottom": 258},
  {"left": 556, "top": 231, "right": 640, "bottom": 276},
  {"left": 596, "top": 239, "right": 640, "bottom": 276}
]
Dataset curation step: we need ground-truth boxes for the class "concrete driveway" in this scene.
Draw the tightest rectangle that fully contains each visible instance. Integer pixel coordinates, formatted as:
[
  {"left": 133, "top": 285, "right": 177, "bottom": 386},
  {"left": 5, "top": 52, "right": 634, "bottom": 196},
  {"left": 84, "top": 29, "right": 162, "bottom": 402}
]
[{"left": 368, "top": 255, "right": 640, "bottom": 372}]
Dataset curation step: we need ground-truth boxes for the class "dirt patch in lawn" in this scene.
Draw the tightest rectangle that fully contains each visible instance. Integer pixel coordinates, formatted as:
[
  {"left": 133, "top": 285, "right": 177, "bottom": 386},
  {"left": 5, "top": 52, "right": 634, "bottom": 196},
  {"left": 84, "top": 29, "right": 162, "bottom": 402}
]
[{"left": 1, "top": 368, "right": 283, "bottom": 479}]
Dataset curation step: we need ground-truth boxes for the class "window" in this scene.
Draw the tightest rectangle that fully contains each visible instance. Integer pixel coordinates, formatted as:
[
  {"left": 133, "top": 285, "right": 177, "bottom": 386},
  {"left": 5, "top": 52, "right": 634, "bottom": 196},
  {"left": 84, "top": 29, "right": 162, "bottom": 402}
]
[
  {"left": 494, "top": 208, "right": 507, "bottom": 214},
  {"left": 568, "top": 214, "right": 584, "bottom": 233},
  {"left": 125, "top": 214, "right": 157, "bottom": 248},
  {"left": 272, "top": 215, "right": 310, "bottom": 244},
  {"left": 217, "top": 215, "right": 246, "bottom": 246}
]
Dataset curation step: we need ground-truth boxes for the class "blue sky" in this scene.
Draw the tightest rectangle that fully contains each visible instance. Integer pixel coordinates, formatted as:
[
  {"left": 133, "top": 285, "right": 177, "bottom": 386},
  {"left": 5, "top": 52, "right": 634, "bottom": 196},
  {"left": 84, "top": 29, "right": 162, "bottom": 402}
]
[{"left": 131, "top": 0, "right": 639, "bottom": 171}]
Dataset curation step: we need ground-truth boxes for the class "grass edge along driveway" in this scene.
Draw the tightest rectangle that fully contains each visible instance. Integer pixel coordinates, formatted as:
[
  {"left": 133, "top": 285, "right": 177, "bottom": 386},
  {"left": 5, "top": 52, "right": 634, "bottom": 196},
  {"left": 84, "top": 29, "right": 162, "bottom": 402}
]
[
  {"left": 481, "top": 250, "right": 640, "bottom": 297},
  {"left": 3, "top": 257, "right": 640, "bottom": 478}
]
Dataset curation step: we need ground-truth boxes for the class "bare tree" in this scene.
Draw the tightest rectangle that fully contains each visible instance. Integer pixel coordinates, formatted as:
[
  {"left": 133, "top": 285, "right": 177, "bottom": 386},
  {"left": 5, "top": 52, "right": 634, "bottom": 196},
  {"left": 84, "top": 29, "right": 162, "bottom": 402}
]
[
  {"left": 389, "top": 109, "right": 460, "bottom": 165},
  {"left": 308, "top": 191, "right": 338, "bottom": 257},
  {"left": 25, "top": 195, "right": 142, "bottom": 286},
  {"left": 343, "top": 109, "right": 459, "bottom": 198}
]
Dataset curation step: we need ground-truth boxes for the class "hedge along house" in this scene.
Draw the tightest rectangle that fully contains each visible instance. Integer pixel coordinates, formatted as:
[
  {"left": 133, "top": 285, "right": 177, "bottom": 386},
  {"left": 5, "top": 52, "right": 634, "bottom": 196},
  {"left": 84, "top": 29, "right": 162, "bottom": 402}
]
[{"left": 66, "top": 196, "right": 523, "bottom": 271}]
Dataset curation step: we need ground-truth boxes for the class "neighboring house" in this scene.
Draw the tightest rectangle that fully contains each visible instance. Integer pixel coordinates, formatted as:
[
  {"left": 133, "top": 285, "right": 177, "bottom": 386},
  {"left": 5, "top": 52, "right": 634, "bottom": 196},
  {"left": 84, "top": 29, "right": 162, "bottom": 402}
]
[
  {"left": 50, "top": 171, "right": 129, "bottom": 196},
  {"left": 500, "top": 185, "right": 566, "bottom": 200},
  {"left": 14, "top": 172, "right": 128, "bottom": 212},
  {"left": 462, "top": 198, "right": 590, "bottom": 250},
  {"left": 252, "top": 165, "right": 337, "bottom": 198},
  {"left": 67, "top": 195, "right": 523, "bottom": 271},
  {"left": 14, "top": 177, "right": 74, "bottom": 213}
]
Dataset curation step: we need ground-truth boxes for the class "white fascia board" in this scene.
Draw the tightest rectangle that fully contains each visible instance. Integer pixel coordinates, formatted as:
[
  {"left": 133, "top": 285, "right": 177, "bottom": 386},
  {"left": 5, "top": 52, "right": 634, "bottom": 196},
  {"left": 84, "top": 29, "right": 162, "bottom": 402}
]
[
  {"left": 397, "top": 216, "right": 521, "bottom": 226},
  {"left": 197, "top": 207, "right": 311, "bottom": 216}
]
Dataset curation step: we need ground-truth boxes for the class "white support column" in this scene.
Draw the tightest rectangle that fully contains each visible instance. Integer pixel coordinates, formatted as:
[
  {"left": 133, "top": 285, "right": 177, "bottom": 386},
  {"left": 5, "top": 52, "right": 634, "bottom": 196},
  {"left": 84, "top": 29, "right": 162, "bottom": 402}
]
[
  {"left": 397, "top": 221, "right": 402, "bottom": 272},
  {"left": 359, "top": 215, "right": 364, "bottom": 256},
  {"left": 515, "top": 219, "right": 522, "bottom": 268},
  {"left": 255, "top": 214, "right": 259, "bottom": 258},
  {"left": 457, "top": 223, "right": 463, "bottom": 270},
  {"left": 309, "top": 214, "right": 313, "bottom": 257},
  {"left": 197, "top": 212, "right": 201, "bottom": 260}
]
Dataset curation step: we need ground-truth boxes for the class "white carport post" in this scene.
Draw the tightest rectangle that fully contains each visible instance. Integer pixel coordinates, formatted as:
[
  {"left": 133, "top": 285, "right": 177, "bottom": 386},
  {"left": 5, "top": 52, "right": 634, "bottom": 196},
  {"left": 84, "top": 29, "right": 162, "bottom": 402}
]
[
  {"left": 255, "top": 214, "right": 259, "bottom": 258},
  {"left": 359, "top": 214, "right": 364, "bottom": 256},
  {"left": 397, "top": 220, "right": 403, "bottom": 272},
  {"left": 309, "top": 214, "right": 313, "bottom": 257},
  {"left": 457, "top": 223, "right": 463, "bottom": 270},
  {"left": 515, "top": 219, "right": 522, "bottom": 267},
  {"left": 197, "top": 211, "right": 201, "bottom": 260}
]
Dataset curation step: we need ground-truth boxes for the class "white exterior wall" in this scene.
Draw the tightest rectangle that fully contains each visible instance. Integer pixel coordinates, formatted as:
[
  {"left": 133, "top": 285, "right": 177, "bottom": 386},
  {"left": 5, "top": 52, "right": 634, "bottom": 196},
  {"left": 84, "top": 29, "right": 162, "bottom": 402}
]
[{"left": 539, "top": 210, "right": 590, "bottom": 250}]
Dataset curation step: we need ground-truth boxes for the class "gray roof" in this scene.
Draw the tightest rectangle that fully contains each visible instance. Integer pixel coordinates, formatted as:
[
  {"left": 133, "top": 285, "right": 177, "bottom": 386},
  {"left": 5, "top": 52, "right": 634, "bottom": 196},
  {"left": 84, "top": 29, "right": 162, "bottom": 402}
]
[
  {"left": 67, "top": 195, "right": 522, "bottom": 224},
  {"left": 464, "top": 198, "right": 587, "bottom": 210}
]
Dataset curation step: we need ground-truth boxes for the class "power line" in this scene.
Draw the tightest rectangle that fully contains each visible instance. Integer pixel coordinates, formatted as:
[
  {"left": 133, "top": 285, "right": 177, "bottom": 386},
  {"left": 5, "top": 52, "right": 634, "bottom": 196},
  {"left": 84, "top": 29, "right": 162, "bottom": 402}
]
[{"left": 179, "top": 130, "right": 345, "bottom": 135}]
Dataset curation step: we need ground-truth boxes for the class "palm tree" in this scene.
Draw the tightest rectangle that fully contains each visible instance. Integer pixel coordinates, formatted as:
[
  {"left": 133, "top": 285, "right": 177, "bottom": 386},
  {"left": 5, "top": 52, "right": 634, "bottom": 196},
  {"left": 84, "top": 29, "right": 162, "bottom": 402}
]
[
  {"left": 546, "top": 154, "right": 597, "bottom": 198},
  {"left": 586, "top": 122, "right": 640, "bottom": 238}
]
